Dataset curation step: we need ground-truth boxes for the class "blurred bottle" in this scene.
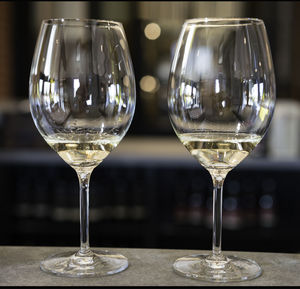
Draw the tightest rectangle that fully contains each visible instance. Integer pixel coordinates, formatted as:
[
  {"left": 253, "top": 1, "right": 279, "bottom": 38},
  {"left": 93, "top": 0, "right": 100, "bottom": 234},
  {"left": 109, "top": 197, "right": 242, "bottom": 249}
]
[
  {"left": 33, "top": 177, "right": 50, "bottom": 220},
  {"left": 14, "top": 174, "right": 33, "bottom": 219},
  {"left": 223, "top": 179, "right": 244, "bottom": 230},
  {"left": 240, "top": 177, "right": 258, "bottom": 228},
  {"left": 173, "top": 182, "right": 189, "bottom": 225},
  {"left": 187, "top": 177, "right": 205, "bottom": 226},
  {"left": 129, "top": 181, "right": 146, "bottom": 221},
  {"left": 123, "top": 168, "right": 145, "bottom": 221},
  {"left": 258, "top": 178, "right": 277, "bottom": 228},
  {"left": 113, "top": 180, "right": 129, "bottom": 221},
  {"left": 98, "top": 169, "right": 121, "bottom": 221},
  {"left": 204, "top": 187, "right": 213, "bottom": 229},
  {"left": 52, "top": 179, "right": 78, "bottom": 222},
  {"left": 89, "top": 177, "right": 109, "bottom": 223}
]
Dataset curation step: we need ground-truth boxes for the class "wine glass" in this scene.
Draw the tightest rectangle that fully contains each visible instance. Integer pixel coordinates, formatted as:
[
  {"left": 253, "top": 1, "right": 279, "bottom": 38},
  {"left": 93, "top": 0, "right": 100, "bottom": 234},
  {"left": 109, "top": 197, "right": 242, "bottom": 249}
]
[
  {"left": 167, "top": 18, "right": 276, "bottom": 282},
  {"left": 29, "top": 18, "right": 136, "bottom": 277}
]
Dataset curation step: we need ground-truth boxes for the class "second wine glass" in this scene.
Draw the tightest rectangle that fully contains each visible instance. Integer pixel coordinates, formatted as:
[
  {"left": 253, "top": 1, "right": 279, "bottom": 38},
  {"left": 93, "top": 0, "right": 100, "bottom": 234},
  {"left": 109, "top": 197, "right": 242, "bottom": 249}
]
[
  {"left": 29, "top": 18, "right": 136, "bottom": 277},
  {"left": 168, "top": 18, "right": 276, "bottom": 282}
]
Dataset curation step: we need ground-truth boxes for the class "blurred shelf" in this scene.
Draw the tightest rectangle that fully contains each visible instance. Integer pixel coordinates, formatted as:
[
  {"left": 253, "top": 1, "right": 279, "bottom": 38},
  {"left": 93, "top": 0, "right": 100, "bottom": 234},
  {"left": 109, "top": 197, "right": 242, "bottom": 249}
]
[{"left": 0, "top": 137, "right": 300, "bottom": 252}]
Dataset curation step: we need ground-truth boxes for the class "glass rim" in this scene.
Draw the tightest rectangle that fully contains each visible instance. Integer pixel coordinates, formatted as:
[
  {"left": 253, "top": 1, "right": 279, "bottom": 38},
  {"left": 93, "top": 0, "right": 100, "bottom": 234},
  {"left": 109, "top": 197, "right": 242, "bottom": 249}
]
[
  {"left": 42, "top": 18, "right": 123, "bottom": 27},
  {"left": 184, "top": 17, "right": 264, "bottom": 27}
]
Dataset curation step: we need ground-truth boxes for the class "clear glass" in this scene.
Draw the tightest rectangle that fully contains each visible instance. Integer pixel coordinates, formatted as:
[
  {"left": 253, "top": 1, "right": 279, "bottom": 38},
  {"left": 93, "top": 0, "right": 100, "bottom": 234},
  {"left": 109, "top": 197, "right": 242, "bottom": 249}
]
[
  {"left": 29, "top": 18, "right": 136, "bottom": 277},
  {"left": 168, "top": 18, "right": 276, "bottom": 282}
]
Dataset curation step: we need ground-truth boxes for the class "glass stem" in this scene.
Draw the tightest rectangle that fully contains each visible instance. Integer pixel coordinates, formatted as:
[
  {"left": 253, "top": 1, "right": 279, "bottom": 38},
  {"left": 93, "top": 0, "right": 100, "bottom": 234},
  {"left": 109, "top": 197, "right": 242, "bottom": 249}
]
[
  {"left": 211, "top": 175, "right": 225, "bottom": 257},
  {"left": 76, "top": 169, "right": 93, "bottom": 256}
]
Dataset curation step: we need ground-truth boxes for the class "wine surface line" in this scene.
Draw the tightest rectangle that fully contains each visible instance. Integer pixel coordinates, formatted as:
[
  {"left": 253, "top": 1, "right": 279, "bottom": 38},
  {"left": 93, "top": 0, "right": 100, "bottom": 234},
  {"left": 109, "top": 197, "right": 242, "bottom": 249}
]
[
  {"left": 45, "top": 133, "right": 121, "bottom": 168},
  {"left": 178, "top": 132, "right": 262, "bottom": 171}
]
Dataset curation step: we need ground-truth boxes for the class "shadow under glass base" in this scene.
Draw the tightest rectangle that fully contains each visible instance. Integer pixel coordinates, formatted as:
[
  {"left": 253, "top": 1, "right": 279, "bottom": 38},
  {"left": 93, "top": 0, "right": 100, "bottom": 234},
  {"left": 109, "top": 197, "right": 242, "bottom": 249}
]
[
  {"left": 40, "top": 249, "right": 128, "bottom": 277},
  {"left": 173, "top": 254, "right": 262, "bottom": 282}
]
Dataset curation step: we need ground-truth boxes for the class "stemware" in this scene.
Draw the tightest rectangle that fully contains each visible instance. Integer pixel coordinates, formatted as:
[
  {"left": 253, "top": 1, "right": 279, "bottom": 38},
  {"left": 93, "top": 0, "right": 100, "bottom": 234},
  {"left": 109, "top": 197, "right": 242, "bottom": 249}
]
[
  {"left": 168, "top": 18, "right": 276, "bottom": 282},
  {"left": 29, "top": 18, "right": 136, "bottom": 277}
]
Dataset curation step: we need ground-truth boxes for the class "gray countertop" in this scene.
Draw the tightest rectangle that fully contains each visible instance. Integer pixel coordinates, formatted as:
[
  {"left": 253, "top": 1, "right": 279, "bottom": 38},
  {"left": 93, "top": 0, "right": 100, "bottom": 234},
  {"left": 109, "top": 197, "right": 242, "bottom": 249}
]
[{"left": 0, "top": 246, "right": 299, "bottom": 286}]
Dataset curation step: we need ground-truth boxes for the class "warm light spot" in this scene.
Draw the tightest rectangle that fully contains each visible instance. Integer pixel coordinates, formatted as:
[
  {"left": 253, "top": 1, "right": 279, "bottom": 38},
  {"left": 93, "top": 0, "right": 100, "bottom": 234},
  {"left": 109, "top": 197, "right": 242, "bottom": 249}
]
[
  {"left": 144, "top": 23, "right": 161, "bottom": 40},
  {"left": 140, "top": 75, "right": 159, "bottom": 93}
]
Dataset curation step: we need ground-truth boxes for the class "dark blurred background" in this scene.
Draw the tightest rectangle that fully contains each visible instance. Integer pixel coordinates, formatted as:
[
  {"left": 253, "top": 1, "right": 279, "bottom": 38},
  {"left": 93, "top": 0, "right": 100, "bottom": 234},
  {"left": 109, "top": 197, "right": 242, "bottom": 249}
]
[{"left": 0, "top": 1, "right": 299, "bottom": 253}]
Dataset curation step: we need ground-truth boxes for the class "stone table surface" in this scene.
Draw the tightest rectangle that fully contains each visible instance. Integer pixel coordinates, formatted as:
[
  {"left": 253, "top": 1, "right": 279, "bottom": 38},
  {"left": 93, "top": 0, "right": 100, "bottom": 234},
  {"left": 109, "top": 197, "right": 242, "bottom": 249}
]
[{"left": 0, "top": 246, "right": 299, "bottom": 286}]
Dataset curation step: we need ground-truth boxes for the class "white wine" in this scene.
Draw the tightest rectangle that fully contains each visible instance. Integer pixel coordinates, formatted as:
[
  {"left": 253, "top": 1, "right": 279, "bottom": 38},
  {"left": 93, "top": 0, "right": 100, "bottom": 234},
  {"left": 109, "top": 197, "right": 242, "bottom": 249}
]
[
  {"left": 45, "top": 133, "right": 121, "bottom": 168},
  {"left": 179, "top": 132, "right": 261, "bottom": 171}
]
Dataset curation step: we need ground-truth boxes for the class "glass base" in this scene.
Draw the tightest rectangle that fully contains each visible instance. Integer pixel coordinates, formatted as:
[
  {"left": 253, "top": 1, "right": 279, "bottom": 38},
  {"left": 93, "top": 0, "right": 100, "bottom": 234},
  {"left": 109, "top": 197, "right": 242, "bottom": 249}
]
[
  {"left": 40, "top": 249, "right": 128, "bottom": 277},
  {"left": 173, "top": 254, "right": 262, "bottom": 282}
]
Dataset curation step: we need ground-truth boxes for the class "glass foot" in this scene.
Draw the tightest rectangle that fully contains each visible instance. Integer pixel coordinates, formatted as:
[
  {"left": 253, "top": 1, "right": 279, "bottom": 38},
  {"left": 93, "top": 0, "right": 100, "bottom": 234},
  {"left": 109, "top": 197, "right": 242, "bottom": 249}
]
[
  {"left": 40, "top": 249, "right": 128, "bottom": 277},
  {"left": 173, "top": 254, "right": 262, "bottom": 282}
]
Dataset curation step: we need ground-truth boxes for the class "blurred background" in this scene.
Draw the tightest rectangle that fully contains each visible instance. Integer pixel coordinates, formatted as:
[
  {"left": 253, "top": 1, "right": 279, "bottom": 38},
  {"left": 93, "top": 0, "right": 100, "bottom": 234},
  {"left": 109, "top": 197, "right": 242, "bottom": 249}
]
[{"left": 0, "top": 1, "right": 299, "bottom": 253}]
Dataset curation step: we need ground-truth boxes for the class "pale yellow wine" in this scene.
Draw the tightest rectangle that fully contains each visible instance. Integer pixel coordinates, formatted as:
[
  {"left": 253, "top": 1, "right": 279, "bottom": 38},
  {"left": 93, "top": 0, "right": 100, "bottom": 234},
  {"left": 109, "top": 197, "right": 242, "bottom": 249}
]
[
  {"left": 45, "top": 133, "right": 121, "bottom": 168},
  {"left": 178, "top": 132, "right": 261, "bottom": 171}
]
